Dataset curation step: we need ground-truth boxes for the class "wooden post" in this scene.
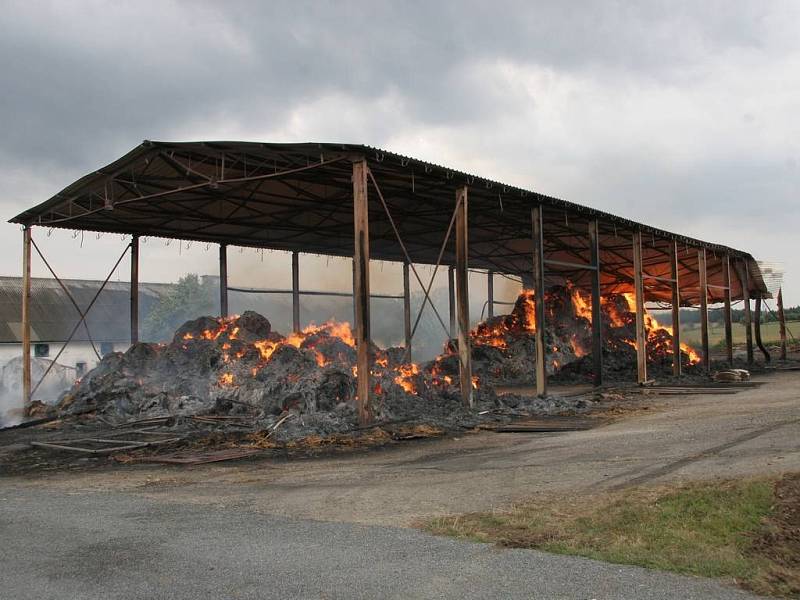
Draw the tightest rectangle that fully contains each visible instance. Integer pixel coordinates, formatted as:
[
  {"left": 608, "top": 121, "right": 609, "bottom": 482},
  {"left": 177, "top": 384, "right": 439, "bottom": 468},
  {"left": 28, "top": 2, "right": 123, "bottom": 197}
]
[
  {"left": 352, "top": 159, "right": 372, "bottom": 425},
  {"left": 130, "top": 235, "right": 139, "bottom": 345},
  {"left": 448, "top": 265, "right": 456, "bottom": 339},
  {"left": 778, "top": 287, "right": 787, "bottom": 361},
  {"left": 738, "top": 260, "right": 754, "bottom": 365},
  {"left": 531, "top": 206, "right": 547, "bottom": 397},
  {"left": 670, "top": 240, "right": 682, "bottom": 376},
  {"left": 632, "top": 231, "right": 647, "bottom": 383},
  {"left": 403, "top": 261, "right": 411, "bottom": 360},
  {"left": 352, "top": 259, "right": 357, "bottom": 326},
  {"left": 22, "top": 227, "right": 32, "bottom": 408},
  {"left": 219, "top": 244, "right": 228, "bottom": 318},
  {"left": 455, "top": 186, "right": 473, "bottom": 407},
  {"left": 291, "top": 251, "right": 300, "bottom": 333},
  {"left": 723, "top": 254, "right": 733, "bottom": 365},
  {"left": 754, "top": 297, "right": 770, "bottom": 362},
  {"left": 589, "top": 220, "right": 602, "bottom": 387},
  {"left": 698, "top": 249, "right": 710, "bottom": 372},
  {"left": 487, "top": 270, "right": 494, "bottom": 318}
]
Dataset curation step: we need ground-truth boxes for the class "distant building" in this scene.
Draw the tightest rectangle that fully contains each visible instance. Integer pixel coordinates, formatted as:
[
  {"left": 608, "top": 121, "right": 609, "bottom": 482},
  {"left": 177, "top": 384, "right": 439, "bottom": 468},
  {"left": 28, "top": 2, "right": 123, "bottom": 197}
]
[{"left": 0, "top": 276, "right": 172, "bottom": 378}]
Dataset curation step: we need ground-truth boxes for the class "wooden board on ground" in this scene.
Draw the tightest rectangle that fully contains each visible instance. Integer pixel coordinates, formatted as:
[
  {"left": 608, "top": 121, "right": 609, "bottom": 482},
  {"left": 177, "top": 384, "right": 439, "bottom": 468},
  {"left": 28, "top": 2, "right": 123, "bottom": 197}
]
[
  {"left": 137, "top": 448, "right": 262, "bottom": 465},
  {"left": 483, "top": 416, "right": 598, "bottom": 433},
  {"left": 30, "top": 429, "right": 182, "bottom": 455}
]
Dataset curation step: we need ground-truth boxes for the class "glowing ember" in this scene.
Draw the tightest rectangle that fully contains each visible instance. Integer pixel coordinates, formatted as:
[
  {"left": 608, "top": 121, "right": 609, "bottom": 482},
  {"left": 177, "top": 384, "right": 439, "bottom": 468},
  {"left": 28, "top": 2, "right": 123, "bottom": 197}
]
[
  {"left": 518, "top": 290, "right": 536, "bottom": 331},
  {"left": 393, "top": 363, "right": 420, "bottom": 393},
  {"left": 218, "top": 372, "right": 234, "bottom": 386}
]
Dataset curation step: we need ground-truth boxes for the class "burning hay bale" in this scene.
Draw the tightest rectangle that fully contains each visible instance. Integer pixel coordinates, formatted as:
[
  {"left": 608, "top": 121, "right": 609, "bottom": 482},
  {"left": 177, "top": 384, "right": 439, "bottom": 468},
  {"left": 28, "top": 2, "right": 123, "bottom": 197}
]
[
  {"left": 54, "top": 286, "right": 701, "bottom": 436},
  {"left": 467, "top": 285, "right": 702, "bottom": 385}
]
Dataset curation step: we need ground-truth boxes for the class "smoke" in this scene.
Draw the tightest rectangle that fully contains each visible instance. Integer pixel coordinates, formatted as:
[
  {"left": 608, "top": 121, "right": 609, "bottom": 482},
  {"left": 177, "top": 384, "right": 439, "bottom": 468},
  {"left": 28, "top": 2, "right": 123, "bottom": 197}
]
[{"left": 0, "top": 356, "right": 73, "bottom": 427}]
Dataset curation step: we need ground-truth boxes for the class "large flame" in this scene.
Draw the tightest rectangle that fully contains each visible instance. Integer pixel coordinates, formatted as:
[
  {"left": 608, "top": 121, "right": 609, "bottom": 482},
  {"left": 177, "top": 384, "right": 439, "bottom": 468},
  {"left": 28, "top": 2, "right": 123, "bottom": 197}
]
[{"left": 619, "top": 292, "right": 701, "bottom": 364}]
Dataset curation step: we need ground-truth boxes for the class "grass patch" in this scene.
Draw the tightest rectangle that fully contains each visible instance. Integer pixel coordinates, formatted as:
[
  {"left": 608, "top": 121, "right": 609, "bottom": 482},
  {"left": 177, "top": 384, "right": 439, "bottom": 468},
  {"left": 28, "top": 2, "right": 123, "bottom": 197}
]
[{"left": 425, "top": 476, "right": 800, "bottom": 597}]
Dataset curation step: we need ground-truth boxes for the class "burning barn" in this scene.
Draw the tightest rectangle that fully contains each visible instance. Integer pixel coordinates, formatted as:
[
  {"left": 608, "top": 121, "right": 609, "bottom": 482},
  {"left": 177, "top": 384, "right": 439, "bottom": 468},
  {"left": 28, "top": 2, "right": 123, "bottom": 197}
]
[{"left": 10, "top": 141, "right": 770, "bottom": 427}]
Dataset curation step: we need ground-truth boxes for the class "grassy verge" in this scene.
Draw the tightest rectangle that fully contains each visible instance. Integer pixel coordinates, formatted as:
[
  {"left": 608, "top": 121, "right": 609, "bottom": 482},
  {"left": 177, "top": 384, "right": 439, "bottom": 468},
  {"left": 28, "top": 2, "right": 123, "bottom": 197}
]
[{"left": 424, "top": 475, "right": 800, "bottom": 598}]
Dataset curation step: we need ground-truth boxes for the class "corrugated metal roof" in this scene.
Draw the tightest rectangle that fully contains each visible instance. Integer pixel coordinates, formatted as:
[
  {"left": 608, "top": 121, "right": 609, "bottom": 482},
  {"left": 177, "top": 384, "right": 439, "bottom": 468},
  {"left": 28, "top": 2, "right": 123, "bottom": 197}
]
[
  {"left": 8, "top": 140, "right": 769, "bottom": 304},
  {"left": 0, "top": 276, "right": 171, "bottom": 343}
]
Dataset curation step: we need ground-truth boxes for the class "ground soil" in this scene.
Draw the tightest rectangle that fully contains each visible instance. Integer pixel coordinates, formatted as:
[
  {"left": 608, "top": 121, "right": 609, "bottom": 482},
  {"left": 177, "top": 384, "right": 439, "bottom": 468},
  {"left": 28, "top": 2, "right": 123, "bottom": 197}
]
[
  {"left": 748, "top": 472, "right": 800, "bottom": 597},
  {"left": 2, "top": 368, "right": 798, "bottom": 529}
]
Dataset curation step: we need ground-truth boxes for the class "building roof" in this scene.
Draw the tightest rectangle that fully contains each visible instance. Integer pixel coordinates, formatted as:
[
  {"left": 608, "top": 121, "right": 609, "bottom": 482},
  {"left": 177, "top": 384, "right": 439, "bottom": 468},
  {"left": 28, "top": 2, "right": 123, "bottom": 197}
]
[
  {"left": 9, "top": 140, "right": 768, "bottom": 304},
  {"left": 0, "top": 276, "right": 171, "bottom": 344}
]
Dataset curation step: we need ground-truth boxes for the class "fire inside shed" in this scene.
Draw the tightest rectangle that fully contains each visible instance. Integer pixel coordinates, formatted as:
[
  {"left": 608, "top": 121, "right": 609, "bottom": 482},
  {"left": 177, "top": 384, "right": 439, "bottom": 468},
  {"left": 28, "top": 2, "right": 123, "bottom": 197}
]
[{"left": 10, "top": 141, "right": 770, "bottom": 425}]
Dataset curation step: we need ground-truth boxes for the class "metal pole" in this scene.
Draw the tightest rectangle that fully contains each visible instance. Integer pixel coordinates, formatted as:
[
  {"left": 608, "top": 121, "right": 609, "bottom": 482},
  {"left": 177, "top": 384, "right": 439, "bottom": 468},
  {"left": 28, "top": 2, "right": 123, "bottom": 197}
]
[
  {"left": 448, "top": 265, "right": 456, "bottom": 339},
  {"left": 130, "top": 235, "right": 139, "bottom": 345},
  {"left": 698, "top": 249, "right": 710, "bottom": 372},
  {"left": 589, "top": 220, "right": 602, "bottom": 387},
  {"left": 403, "top": 261, "right": 411, "bottom": 360},
  {"left": 754, "top": 297, "right": 770, "bottom": 362},
  {"left": 670, "top": 240, "right": 681, "bottom": 376},
  {"left": 291, "top": 251, "right": 300, "bottom": 333},
  {"left": 219, "top": 244, "right": 228, "bottom": 318},
  {"left": 22, "top": 227, "right": 32, "bottom": 409},
  {"left": 723, "top": 254, "right": 733, "bottom": 365},
  {"left": 487, "top": 270, "right": 494, "bottom": 319},
  {"left": 455, "top": 186, "right": 473, "bottom": 407},
  {"left": 632, "top": 231, "right": 647, "bottom": 383},
  {"left": 778, "top": 287, "right": 787, "bottom": 361},
  {"left": 531, "top": 206, "right": 547, "bottom": 397},
  {"left": 352, "top": 159, "right": 372, "bottom": 425},
  {"left": 738, "top": 260, "right": 754, "bottom": 365}
]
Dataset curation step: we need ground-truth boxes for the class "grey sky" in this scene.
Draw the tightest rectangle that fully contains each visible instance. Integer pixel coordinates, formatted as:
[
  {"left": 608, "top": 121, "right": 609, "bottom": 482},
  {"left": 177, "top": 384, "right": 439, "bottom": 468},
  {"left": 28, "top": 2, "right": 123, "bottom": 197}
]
[{"left": 1, "top": 0, "right": 797, "bottom": 303}]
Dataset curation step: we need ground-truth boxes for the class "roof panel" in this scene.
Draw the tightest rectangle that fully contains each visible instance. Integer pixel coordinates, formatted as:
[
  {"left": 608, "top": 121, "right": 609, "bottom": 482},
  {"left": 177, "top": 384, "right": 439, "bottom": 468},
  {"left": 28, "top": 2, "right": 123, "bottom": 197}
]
[{"left": 9, "top": 141, "right": 768, "bottom": 304}]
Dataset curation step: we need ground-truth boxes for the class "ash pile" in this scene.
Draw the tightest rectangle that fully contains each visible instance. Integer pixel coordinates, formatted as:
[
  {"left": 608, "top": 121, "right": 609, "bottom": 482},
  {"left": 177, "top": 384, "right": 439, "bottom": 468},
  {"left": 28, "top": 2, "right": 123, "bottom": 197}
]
[
  {"left": 54, "top": 286, "right": 701, "bottom": 438},
  {"left": 56, "top": 307, "right": 583, "bottom": 438}
]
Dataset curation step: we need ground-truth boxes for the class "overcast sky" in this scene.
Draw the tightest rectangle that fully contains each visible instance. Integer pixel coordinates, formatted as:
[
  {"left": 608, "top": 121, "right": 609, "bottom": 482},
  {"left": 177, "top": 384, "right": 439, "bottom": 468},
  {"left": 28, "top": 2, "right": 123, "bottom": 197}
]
[{"left": 1, "top": 0, "right": 797, "bottom": 304}]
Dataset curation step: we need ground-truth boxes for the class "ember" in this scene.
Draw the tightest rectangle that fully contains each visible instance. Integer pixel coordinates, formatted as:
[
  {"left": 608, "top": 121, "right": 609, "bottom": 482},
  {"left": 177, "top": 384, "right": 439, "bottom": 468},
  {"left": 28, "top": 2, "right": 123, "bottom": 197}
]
[{"left": 56, "top": 286, "right": 700, "bottom": 425}]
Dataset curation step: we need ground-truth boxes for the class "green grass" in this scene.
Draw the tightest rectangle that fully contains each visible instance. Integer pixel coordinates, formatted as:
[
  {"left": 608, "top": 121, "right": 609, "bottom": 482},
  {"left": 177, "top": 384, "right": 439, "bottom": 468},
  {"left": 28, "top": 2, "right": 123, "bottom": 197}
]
[
  {"left": 425, "top": 479, "right": 779, "bottom": 590},
  {"left": 678, "top": 320, "right": 799, "bottom": 348}
]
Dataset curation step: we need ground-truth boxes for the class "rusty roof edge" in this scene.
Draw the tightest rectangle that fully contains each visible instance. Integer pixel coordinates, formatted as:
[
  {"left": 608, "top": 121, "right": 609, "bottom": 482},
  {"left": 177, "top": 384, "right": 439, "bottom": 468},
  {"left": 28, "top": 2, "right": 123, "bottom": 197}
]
[{"left": 8, "top": 139, "right": 763, "bottom": 267}]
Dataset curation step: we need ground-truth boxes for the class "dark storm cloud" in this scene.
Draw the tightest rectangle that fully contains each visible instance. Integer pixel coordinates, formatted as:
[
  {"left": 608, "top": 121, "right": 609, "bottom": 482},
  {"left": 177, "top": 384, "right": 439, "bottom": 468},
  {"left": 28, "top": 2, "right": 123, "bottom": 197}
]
[
  {"left": 0, "top": 0, "right": 797, "bottom": 300},
  {"left": 0, "top": 0, "right": 778, "bottom": 168}
]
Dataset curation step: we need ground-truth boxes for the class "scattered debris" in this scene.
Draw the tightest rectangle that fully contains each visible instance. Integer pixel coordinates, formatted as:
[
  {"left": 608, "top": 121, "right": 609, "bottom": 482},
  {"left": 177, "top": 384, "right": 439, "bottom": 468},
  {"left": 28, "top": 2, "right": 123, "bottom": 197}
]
[
  {"left": 713, "top": 369, "right": 751, "bottom": 382},
  {"left": 30, "top": 429, "right": 182, "bottom": 455},
  {"left": 134, "top": 447, "right": 262, "bottom": 466},
  {"left": 482, "top": 416, "right": 598, "bottom": 433}
]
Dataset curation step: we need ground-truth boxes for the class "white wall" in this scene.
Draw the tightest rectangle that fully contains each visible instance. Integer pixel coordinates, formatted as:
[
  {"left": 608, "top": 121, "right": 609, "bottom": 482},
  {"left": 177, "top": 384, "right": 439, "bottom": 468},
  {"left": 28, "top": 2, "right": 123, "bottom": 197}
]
[{"left": 0, "top": 341, "right": 127, "bottom": 378}]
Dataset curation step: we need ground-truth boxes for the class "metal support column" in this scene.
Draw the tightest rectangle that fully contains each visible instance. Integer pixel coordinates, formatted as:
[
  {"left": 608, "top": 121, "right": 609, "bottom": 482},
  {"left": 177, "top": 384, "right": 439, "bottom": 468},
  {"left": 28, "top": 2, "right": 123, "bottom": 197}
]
[
  {"left": 632, "top": 231, "right": 647, "bottom": 383},
  {"left": 130, "top": 235, "right": 139, "bottom": 345},
  {"left": 738, "top": 261, "right": 754, "bottom": 365},
  {"left": 698, "top": 249, "right": 710, "bottom": 372},
  {"left": 670, "top": 241, "right": 681, "bottom": 376},
  {"left": 448, "top": 265, "right": 456, "bottom": 339},
  {"left": 352, "top": 159, "right": 372, "bottom": 425},
  {"left": 754, "top": 297, "right": 770, "bottom": 362},
  {"left": 723, "top": 254, "right": 733, "bottom": 365},
  {"left": 487, "top": 270, "right": 494, "bottom": 318},
  {"left": 22, "top": 227, "right": 32, "bottom": 408},
  {"left": 589, "top": 220, "right": 602, "bottom": 387},
  {"left": 219, "top": 244, "right": 228, "bottom": 318},
  {"left": 291, "top": 251, "right": 300, "bottom": 333},
  {"left": 403, "top": 261, "right": 412, "bottom": 360},
  {"left": 455, "top": 186, "right": 473, "bottom": 407},
  {"left": 531, "top": 206, "right": 547, "bottom": 397},
  {"left": 778, "top": 287, "right": 787, "bottom": 361}
]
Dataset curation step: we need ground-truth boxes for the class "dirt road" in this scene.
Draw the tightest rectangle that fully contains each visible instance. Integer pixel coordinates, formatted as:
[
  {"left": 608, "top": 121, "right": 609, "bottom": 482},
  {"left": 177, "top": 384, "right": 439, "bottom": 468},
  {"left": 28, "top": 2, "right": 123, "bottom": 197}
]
[{"left": 5, "top": 370, "right": 799, "bottom": 527}]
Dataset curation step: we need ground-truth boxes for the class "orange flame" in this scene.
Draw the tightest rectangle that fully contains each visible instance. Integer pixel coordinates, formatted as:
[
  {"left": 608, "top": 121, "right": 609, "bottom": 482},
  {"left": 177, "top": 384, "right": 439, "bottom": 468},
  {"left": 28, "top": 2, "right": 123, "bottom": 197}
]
[{"left": 393, "top": 363, "right": 420, "bottom": 393}]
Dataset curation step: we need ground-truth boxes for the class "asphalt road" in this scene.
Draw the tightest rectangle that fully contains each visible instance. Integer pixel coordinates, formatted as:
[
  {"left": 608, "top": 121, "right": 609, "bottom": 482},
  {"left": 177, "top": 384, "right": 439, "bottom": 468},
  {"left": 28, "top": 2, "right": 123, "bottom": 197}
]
[
  {"left": 4, "top": 371, "right": 798, "bottom": 598},
  {"left": 0, "top": 486, "right": 762, "bottom": 600}
]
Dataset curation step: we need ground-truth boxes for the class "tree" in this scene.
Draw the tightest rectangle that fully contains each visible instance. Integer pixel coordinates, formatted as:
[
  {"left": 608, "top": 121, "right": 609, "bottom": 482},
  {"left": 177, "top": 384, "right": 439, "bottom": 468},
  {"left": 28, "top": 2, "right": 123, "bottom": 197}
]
[{"left": 142, "top": 274, "right": 217, "bottom": 342}]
